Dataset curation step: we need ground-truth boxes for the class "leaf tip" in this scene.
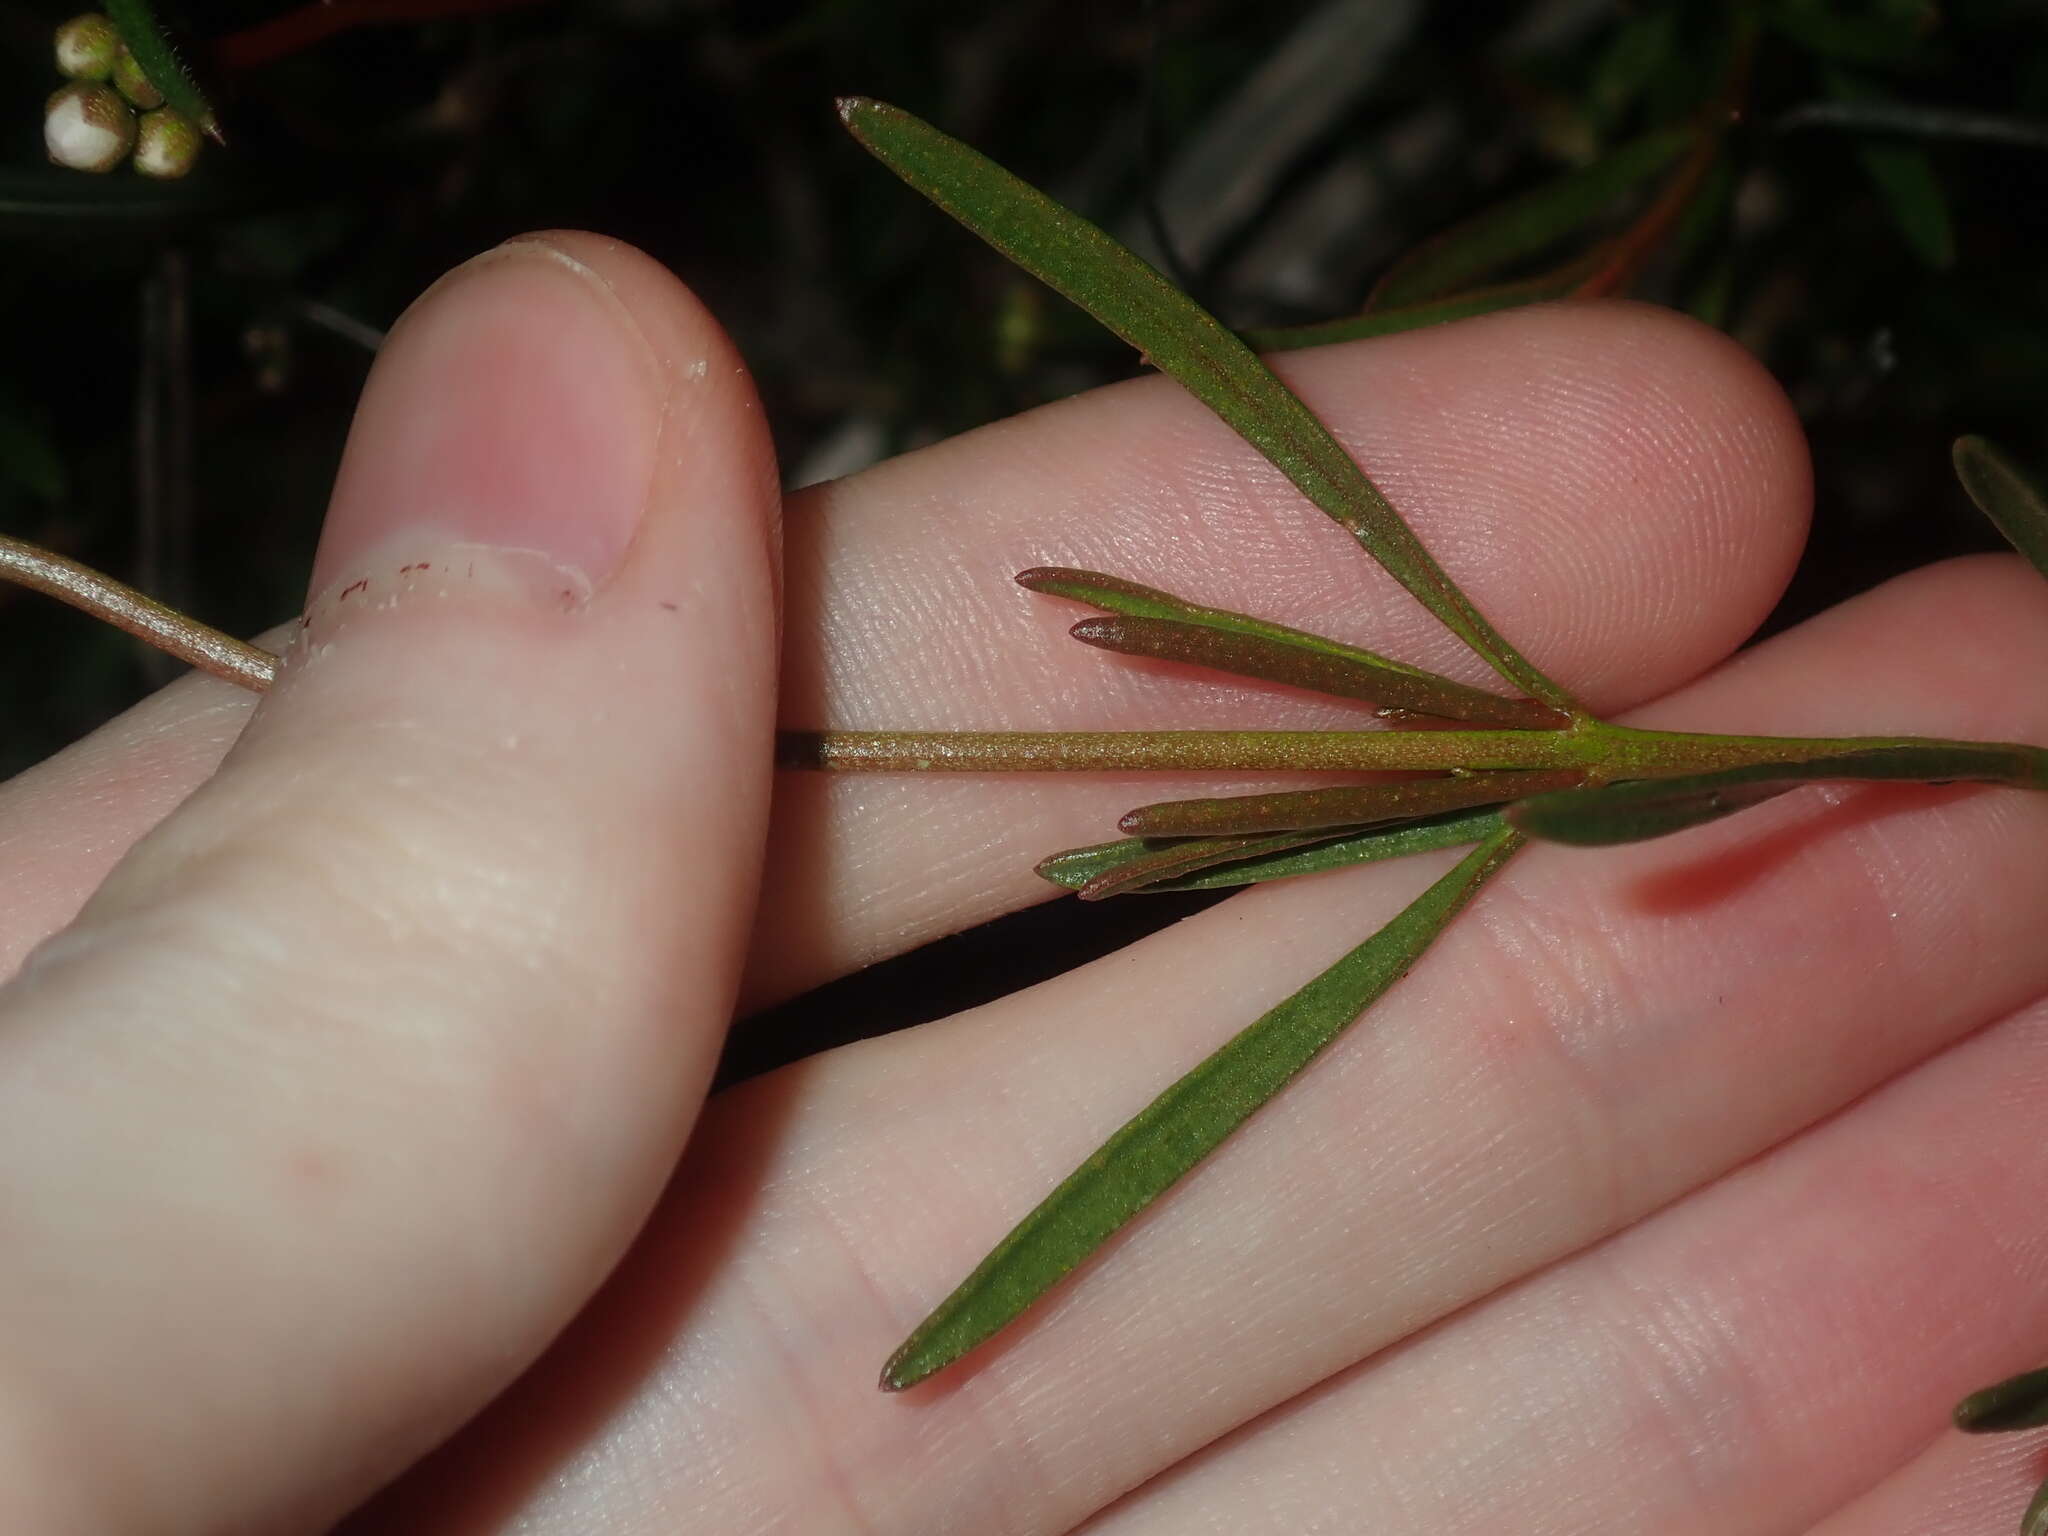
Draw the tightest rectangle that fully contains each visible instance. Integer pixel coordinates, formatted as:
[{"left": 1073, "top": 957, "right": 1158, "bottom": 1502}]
[{"left": 878, "top": 1342, "right": 934, "bottom": 1393}]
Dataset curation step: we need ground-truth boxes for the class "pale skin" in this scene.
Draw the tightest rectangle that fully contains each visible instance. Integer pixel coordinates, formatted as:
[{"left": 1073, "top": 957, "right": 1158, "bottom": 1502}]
[{"left": 0, "top": 231, "right": 2043, "bottom": 1535}]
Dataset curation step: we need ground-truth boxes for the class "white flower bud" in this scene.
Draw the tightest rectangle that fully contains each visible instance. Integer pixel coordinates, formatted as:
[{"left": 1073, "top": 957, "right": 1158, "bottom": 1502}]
[
  {"left": 111, "top": 47, "right": 165, "bottom": 110},
  {"left": 134, "top": 107, "right": 201, "bottom": 179},
  {"left": 54, "top": 13, "right": 120, "bottom": 81},
  {"left": 45, "top": 81, "right": 136, "bottom": 173}
]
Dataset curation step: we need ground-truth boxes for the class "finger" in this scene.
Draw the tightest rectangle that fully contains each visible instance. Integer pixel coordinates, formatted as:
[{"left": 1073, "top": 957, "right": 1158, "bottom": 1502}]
[
  {"left": 0, "top": 664, "right": 259, "bottom": 979},
  {"left": 756, "top": 300, "right": 1809, "bottom": 1003},
  {"left": 1807, "top": 1415, "right": 2048, "bottom": 1536},
  {"left": 0, "top": 233, "right": 779, "bottom": 1534},
  {"left": 1083, "top": 998, "right": 2048, "bottom": 1535},
  {"left": 348, "top": 553, "right": 2048, "bottom": 1533}
]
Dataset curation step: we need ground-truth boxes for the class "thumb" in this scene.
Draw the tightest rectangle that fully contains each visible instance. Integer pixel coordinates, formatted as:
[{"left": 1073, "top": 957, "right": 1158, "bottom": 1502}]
[{"left": 0, "top": 234, "right": 778, "bottom": 1533}]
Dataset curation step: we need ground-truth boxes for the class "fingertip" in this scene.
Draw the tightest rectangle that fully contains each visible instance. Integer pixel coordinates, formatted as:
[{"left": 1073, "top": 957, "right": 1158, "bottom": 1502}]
[{"left": 0, "top": 234, "right": 782, "bottom": 1531}]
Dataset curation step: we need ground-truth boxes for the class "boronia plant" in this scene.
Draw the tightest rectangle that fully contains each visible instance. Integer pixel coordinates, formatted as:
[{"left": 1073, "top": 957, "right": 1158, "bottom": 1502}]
[{"left": 8, "top": 96, "right": 2048, "bottom": 1529}]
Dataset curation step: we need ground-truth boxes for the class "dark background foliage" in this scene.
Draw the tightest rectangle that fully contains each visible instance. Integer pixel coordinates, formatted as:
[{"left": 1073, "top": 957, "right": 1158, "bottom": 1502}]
[{"left": 2, "top": 0, "right": 2044, "bottom": 1078}]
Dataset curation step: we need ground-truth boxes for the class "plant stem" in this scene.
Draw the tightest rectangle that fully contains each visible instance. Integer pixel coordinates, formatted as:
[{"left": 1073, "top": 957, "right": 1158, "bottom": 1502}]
[
  {"left": 780, "top": 723, "right": 2048, "bottom": 789},
  {"left": 0, "top": 533, "right": 276, "bottom": 691}
]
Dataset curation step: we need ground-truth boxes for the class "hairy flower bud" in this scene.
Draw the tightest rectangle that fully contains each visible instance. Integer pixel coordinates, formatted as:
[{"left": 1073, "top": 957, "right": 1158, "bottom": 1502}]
[
  {"left": 53, "top": 13, "right": 120, "bottom": 81},
  {"left": 134, "top": 107, "right": 201, "bottom": 179},
  {"left": 44, "top": 81, "right": 136, "bottom": 173},
  {"left": 110, "top": 46, "right": 166, "bottom": 110}
]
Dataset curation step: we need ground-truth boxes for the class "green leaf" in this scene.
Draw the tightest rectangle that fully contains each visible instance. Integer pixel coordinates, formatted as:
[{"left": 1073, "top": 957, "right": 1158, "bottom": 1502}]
[
  {"left": 1825, "top": 68, "right": 1954, "bottom": 268},
  {"left": 1367, "top": 128, "right": 1692, "bottom": 310},
  {"left": 2027, "top": 1474, "right": 2048, "bottom": 1536},
  {"left": 1019, "top": 567, "right": 1561, "bottom": 727},
  {"left": 1853, "top": 138, "right": 1954, "bottom": 268},
  {"left": 1070, "top": 828, "right": 1349, "bottom": 902},
  {"left": 1035, "top": 807, "right": 1503, "bottom": 895},
  {"left": 1954, "top": 437, "right": 2048, "bottom": 584},
  {"left": 1242, "top": 258, "right": 1601, "bottom": 352},
  {"left": 1510, "top": 743, "right": 2048, "bottom": 848},
  {"left": 1509, "top": 772, "right": 1797, "bottom": 846},
  {"left": 1120, "top": 768, "right": 1582, "bottom": 837},
  {"left": 839, "top": 98, "right": 1571, "bottom": 711},
  {"left": 1955, "top": 1365, "right": 2048, "bottom": 1433},
  {"left": 1586, "top": 9, "right": 1680, "bottom": 128},
  {"left": 882, "top": 826, "right": 1524, "bottom": 1390},
  {"left": 105, "top": 0, "right": 221, "bottom": 141}
]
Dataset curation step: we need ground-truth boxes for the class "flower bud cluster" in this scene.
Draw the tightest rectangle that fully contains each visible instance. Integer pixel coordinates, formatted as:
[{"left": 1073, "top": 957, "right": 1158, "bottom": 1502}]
[{"left": 46, "top": 12, "right": 200, "bottom": 178}]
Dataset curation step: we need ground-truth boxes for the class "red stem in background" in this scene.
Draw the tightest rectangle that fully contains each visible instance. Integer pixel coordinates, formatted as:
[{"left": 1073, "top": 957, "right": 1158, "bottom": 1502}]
[{"left": 213, "top": 0, "right": 552, "bottom": 74}]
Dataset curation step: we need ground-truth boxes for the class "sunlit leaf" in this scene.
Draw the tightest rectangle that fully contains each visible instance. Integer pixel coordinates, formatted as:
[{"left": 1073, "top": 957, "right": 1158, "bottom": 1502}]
[
  {"left": 1955, "top": 1365, "right": 2048, "bottom": 1433},
  {"left": 1021, "top": 566, "right": 1560, "bottom": 726},
  {"left": 1120, "top": 768, "right": 1581, "bottom": 836},
  {"left": 882, "top": 826, "right": 1523, "bottom": 1390},
  {"left": 839, "top": 98, "right": 1570, "bottom": 709},
  {"left": 1954, "top": 436, "right": 2048, "bottom": 584}
]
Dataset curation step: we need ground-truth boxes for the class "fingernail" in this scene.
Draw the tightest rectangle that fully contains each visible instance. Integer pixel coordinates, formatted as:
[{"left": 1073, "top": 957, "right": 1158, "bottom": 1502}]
[{"left": 308, "top": 237, "right": 665, "bottom": 601}]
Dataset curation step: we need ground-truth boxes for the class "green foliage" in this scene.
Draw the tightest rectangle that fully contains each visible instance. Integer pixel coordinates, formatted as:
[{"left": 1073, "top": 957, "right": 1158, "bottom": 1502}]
[
  {"left": 1035, "top": 808, "right": 1503, "bottom": 897},
  {"left": 1017, "top": 567, "right": 1560, "bottom": 726},
  {"left": 824, "top": 100, "right": 2048, "bottom": 1413},
  {"left": 6, "top": 2, "right": 2046, "bottom": 776},
  {"left": 1954, "top": 435, "right": 2048, "bottom": 581},
  {"left": 103, "top": 0, "right": 219, "bottom": 139},
  {"left": 841, "top": 97, "right": 1565, "bottom": 706},
  {"left": 882, "top": 825, "right": 1524, "bottom": 1390}
]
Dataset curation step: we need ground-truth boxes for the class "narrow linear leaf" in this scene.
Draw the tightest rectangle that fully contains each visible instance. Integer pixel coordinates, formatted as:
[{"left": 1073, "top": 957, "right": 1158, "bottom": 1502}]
[
  {"left": 1018, "top": 566, "right": 1441, "bottom": 683},
  {"left": 105, "top": 0, "right": 222, "bottom": 141},
  {"left": 1069, "top": 615, "right": 1560, "bottom": 727},
  {"left": 1955, "top": 1365, "right": 2048, "bottom": 1434},
  {"left": 1242, "top": 256, "right": 1602, "bottom": 351},
  {"left": 841, "top": 99, "right": 1570, "bottom": 710},
  {"left": 1954, "top": 437, "right": 2048, "bottom": 584},
  {"left": 1825, "top": 67, "right": 1954, "bottom": 269},
  {"left": 1035, "top": 807, "right": 1501, "bottom": 895},
  {"left": 1509, "top": 774, "right": 1796, "bottom": 846},
  {"left": 1148, "top": 808, "right": 1504, "bottom": 892},
  {"left": 882, "top": 827, "right": 1524, "bottom": 1391},
  {"left": 1121, "top": 768, "right": 1582, "bottom": 837},
  {"left": 2027, "top": 1474, "right": 2048, "bottom": 1536},
  {"left": 1853, "top": 138, "right": 1954, "bottom": 268},
  {"left": 1369, "top": 126, "right": 1692, "bottom": 310},
  {"left": 1071, "top": 829, "right": 1343, "bottom": 902},
  {"left": 1021, "top": 566, "right": 1559, "bottom": 725},
  {"left": 1510, "top": 744, "right": 2048, "bottom": 848}
]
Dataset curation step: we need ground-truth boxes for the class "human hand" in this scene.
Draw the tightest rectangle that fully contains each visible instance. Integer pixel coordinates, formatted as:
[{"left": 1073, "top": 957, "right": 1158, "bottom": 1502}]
[{"left": 4, "top": 235, "right": 2045, "bottom": 1534}]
